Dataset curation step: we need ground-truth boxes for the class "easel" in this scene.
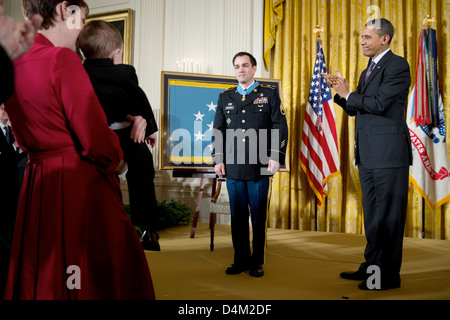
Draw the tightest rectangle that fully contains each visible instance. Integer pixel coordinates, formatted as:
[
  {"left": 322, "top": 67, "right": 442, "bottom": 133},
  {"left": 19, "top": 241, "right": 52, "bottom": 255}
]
[{"left": 172, "top": 169, "right": 217, "bottom": 238}]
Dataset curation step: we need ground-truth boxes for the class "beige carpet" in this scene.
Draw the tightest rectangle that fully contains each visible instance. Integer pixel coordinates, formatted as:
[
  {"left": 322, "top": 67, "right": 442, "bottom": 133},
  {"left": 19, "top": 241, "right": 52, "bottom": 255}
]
[{"left": 145, "top": 223, "right": 450, "bottom": 300}]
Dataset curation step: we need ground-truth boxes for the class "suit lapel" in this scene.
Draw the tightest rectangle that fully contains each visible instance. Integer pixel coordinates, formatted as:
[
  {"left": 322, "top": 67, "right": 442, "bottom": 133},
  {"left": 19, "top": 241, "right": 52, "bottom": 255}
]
[
  {"left": 8, "top": 126, "right": 15, "bottom": 145},
  {"left": 0, "top": 127, "right": 11, "bottom": 153},
  {"left": 243, "top": 88, "right": 259, "bottom": 106},
  {"left": 362, "top": 50, "right": 393, "bottom": 92},
  {"left": 229, "top": 88, "right": 241, "bottom": 104}
]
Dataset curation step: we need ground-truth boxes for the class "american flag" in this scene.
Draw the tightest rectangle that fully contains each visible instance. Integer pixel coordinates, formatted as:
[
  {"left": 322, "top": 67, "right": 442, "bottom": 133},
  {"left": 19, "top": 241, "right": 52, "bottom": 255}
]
[{"left": 300, "top": 40, "right": 340, "bottom": 208}]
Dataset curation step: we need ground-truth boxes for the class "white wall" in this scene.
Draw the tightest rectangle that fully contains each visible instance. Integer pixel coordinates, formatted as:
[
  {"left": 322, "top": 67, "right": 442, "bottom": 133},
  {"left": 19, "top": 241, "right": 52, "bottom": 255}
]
[{"left": 3, "top": 0, "right": 267, "bottom": 223}]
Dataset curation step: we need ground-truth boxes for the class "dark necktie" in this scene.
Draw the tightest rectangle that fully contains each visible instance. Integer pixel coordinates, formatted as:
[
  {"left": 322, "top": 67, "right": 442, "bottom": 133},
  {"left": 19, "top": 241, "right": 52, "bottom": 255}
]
[
  {"left": 365, "top": 61, "right": 376, "bottom": 82},
  {"left": 3, "top": 126, "right": 9, "bottom": 144}
]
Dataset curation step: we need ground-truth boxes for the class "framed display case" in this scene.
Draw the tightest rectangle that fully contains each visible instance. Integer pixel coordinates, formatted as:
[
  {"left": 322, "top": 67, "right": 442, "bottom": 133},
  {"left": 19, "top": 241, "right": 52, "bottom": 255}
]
[{"left": 160, "top": 72, "right": 285, "bottom": 171}]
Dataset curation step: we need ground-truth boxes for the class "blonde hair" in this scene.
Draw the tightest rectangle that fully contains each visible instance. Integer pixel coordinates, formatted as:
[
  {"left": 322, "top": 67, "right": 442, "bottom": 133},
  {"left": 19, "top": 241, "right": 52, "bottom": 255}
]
[{"left": 77, "top": 20, "right": 123, "bottom": 59}]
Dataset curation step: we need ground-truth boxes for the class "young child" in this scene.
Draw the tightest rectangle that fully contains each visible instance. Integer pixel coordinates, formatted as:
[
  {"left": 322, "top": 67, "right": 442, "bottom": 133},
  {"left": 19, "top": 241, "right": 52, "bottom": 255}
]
[{"left": 78, "top": 20, "right": 160, "bottom": 251}]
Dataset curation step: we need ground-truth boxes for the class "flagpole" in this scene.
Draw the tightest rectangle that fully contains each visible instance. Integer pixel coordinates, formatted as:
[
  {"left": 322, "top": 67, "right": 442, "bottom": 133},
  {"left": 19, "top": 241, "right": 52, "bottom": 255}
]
[
  {"left": 314, "top": 197, "right": 318, "bottom": 232},
  {"left": 313, "top": 25, "right": 323, "bottom": 232},
  {"left": 422, "top": 198, "right": 426, "bottom": 238},
  {"left": 420, "top": 14, "right": 435, "bottom": 239}
]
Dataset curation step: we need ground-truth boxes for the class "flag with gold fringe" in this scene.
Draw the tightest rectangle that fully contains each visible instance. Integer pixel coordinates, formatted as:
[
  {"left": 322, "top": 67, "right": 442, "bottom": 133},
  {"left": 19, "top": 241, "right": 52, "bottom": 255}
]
[
  {"left": 407, "top": 27, "right": 450, "bottom": 209},
  {"left": 300, "top": 39, "right": 340, "bottom": 208},
  {"left": 263, "top": 0, "right": 284, "bottom": 70}
]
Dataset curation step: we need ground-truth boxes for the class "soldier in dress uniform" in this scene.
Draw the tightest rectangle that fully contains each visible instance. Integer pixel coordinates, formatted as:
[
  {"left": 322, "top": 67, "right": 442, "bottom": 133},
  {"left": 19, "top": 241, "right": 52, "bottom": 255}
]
[{"left": 212, "top": 52, "right": 288, "bottom": 277}]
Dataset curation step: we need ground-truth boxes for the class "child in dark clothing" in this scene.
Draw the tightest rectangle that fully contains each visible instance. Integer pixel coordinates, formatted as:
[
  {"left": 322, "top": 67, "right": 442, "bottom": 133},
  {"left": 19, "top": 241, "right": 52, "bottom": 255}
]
[{"left": 78, "top": 20, "right": 160, "bottom": 251}]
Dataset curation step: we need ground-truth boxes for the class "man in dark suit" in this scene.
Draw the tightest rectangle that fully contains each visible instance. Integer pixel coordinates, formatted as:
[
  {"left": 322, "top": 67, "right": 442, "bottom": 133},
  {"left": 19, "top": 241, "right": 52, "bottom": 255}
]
[
  {"left": 323, "top": 18, "right": 412, "bottom": 290},
  {"left": 0, "top": 104, "right": 23, "bottom": 237},
  {"left": 213, "top": 52, "right": 288, "bottom": 277}
]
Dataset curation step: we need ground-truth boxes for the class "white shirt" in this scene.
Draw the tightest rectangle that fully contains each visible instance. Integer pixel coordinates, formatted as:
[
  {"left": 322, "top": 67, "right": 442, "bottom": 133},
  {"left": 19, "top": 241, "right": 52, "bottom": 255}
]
[{"left": 238, "top": 80, "right": 255, "bottom": 92}]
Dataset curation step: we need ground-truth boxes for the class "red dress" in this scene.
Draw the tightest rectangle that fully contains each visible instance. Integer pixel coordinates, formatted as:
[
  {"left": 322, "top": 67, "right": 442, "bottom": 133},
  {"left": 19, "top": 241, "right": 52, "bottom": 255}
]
[{"left": 4, "top": 34, "right": 155, "bottom": 300}]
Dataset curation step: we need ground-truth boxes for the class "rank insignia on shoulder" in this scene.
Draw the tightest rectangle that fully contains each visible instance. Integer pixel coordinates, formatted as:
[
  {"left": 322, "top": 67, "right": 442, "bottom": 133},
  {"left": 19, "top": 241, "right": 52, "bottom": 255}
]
[
  {"left": 260, "top": 84, "right": 275, "bottom": 90},
  {"left": 221, "top": 87, "right": 235, "bottom": 94}
]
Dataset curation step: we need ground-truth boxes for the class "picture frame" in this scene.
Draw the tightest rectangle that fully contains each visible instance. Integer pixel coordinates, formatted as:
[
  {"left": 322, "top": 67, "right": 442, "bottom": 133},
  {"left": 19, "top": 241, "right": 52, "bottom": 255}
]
[
  {"left": 85, "top": 9, "right": 134, "bottom": 65},
  {"left": 160, "top": 71, "right": 288, "bottom": 172}
]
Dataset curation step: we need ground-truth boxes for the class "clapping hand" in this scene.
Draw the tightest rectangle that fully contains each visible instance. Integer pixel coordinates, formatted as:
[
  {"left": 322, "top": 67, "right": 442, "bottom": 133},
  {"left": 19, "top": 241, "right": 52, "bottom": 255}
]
[{"left": 322, "top": 69, "right": 350, "bottom": 98}]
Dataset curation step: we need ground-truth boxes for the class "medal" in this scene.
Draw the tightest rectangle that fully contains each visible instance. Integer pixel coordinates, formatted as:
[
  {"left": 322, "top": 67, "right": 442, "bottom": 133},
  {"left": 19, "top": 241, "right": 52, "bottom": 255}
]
[{"left": 242, "top": 95, "right": 246, "bottom": 102}]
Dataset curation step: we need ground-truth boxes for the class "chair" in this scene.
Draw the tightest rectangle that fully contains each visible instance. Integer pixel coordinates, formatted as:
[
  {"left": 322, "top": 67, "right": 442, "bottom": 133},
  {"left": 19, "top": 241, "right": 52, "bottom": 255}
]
[{"left": 209, "top": 178, "right": 230, "bottom": 251}]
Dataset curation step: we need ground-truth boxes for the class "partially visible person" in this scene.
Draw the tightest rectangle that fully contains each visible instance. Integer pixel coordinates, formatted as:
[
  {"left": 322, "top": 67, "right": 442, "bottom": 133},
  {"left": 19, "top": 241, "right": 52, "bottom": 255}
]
[
  {"left": 4, "top": 0, "right": 155, "bottom": 299},
  {"left": 15, "top": 152, "right": 28, "bottom": 199},
  {"left": 77, "top": 20, "right": 161, "bottom": 251},
  {"left": 0, "top": 2, "right": 41, "bottom": 298},
  {"left": 0, "top": 104, "right": 26, "bottom": 238},
  {"left": 0, "top": 5, "right": 42, "bottom": 104}
]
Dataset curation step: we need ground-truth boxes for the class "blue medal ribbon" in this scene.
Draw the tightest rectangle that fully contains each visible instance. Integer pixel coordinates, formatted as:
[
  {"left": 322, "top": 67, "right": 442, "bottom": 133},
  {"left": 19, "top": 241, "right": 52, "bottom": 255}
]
[{"left": 237, "top": 81, "right": 259, "bottom": 96}]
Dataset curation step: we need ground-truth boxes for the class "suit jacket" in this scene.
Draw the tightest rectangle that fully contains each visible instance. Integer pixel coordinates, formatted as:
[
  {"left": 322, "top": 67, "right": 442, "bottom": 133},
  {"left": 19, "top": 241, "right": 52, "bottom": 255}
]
[
  {"left": 0, "top": 45, "right": 14, "bottom": 104},
  {"left": 0, "top": 125, "right": 21, "bottom": 171},
  {"left": 0, "top": 125, "right": 27, "bottom": 174},
  {"left": 83, "top": 58, "right": 158, "bottom": 137},
  {"left": 334, "top": 50, "right": 412, "bottom": 169},
  {"left": 212, "top": 84, "right": 288, "bottom": 180},
  {"left": 0, "top": 124, "right": 21, "bottom": 234}
]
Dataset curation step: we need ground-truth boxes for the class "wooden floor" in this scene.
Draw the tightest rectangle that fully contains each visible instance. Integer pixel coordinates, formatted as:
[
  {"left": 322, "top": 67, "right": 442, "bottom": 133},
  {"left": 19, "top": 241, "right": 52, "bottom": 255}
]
[{"left": 145, "top": 223, "right": 450, "bottom": 301}]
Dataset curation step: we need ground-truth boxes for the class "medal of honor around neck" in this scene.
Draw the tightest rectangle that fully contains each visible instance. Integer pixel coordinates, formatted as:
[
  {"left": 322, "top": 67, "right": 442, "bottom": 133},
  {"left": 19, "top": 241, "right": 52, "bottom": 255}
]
[{"left": 237, "top": 81, "right": 259, "bottom": 102}]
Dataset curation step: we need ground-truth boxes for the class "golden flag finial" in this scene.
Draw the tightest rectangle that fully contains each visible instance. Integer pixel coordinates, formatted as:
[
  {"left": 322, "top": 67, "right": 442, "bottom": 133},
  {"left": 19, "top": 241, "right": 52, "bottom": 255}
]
[
  {"left": 422, "top": 15, "right": 436, "bottom": 28},
  {"left": 313, "top": 25, "right": 324, "bottom": 38}
]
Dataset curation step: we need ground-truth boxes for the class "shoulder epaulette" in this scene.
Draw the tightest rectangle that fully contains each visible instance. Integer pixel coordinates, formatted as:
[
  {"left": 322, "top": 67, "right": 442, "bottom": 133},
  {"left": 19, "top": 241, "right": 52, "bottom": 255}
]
[
  {"left": 221, "top": 86, "right": 236, "bottom": 94},
  {"left": 260, "top": 84, "right": 276, "bottom": 90}
]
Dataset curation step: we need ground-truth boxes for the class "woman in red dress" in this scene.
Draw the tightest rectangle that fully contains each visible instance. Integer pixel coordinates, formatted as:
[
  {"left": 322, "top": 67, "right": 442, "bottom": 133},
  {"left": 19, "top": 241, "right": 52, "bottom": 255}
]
[{"left": 4, "top": 0, "right": 155, "bottom": 300}]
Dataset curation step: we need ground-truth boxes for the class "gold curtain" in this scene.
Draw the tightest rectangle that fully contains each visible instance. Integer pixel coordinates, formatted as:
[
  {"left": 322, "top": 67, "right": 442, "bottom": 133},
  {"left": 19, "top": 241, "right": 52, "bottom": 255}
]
[{"left": 266, "top": 0, "right": 450, "bottom": 240}]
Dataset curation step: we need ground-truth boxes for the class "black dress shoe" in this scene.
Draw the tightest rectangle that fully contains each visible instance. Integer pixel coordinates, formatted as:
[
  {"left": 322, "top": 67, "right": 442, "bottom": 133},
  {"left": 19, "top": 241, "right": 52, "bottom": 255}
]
[
  {"left": 358, "top": 278, "right": 401, "bottom": 291},
  {"left": 225, "top": 264, "right": 249, "bottom": 275},
  {"left": 141, "top": 230, "right": 161, "bottom": 251},
  {"left": 249, "top": 265, "right": 264, "bottom": 278},
  {"left": 340, "top": 269, "right": 369, "bottom": 281}
]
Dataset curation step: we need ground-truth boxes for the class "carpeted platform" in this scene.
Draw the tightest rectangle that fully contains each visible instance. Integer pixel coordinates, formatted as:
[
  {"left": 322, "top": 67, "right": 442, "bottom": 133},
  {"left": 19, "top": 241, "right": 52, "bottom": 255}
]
[{"left": 145, "top": 223, "right": 450, "bottom": 300}]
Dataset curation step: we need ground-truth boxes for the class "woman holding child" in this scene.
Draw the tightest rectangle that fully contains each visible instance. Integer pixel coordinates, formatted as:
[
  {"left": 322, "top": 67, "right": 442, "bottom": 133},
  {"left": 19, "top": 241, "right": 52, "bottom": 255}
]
[{"left": 3, "top": 0, "right": 155, "bottom": 300}]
